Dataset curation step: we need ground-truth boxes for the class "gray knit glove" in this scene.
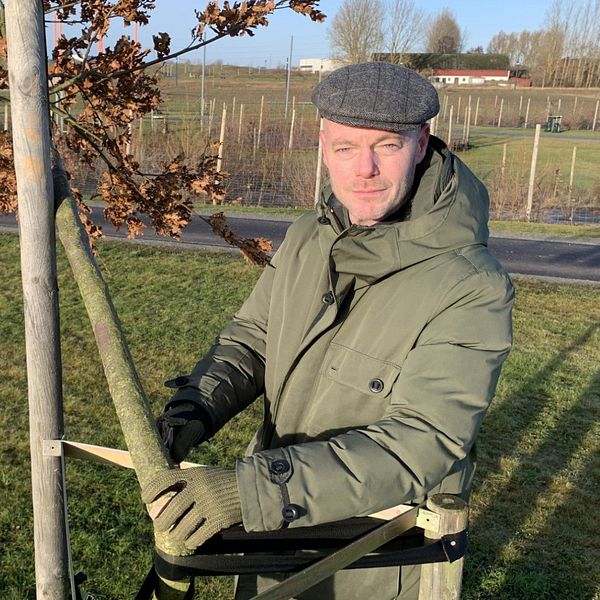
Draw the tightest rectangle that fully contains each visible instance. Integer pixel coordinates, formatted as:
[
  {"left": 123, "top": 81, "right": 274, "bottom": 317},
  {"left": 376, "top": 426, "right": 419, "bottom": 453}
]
[{"left": 142, "top": 466, "right": 242, "bottom": 550}]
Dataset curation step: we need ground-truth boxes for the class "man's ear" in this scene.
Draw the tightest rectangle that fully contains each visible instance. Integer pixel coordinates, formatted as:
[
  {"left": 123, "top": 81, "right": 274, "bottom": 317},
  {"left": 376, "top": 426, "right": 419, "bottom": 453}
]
[{"left": 416, "top": 124, "right": 430, "bottom": 164}]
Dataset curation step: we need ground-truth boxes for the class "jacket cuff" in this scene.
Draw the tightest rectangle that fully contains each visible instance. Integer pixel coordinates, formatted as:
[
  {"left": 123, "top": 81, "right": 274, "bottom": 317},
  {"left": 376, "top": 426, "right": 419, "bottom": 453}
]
[
  {"left": 167, "top": 388, "right": 216, "bottom": 438},
  {"left": 237, "top": 450, "right": 306, "bottom": 531}
]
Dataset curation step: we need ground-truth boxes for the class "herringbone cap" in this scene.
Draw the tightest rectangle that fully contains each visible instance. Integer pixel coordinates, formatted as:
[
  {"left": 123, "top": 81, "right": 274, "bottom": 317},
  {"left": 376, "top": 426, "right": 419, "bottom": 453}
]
[{"left": 312, "top": 62, "right": 439, "bottom": 132}]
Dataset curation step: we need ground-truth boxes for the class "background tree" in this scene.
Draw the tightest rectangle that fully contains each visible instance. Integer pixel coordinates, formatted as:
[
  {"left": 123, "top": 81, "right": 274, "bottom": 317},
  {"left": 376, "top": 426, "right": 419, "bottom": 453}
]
[
  {"left": 326, "top": 0, "right": 384, "bottom": 63},
  {"left": 383, "top": 0, "right": 424, "bottom": 63},
  {"left": 425, "top": 8, "right": 463, "bottom": 54}
]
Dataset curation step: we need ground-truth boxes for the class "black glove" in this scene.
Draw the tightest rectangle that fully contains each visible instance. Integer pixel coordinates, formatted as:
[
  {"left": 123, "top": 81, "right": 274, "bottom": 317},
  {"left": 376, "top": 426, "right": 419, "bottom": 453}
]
[
  {"left": 142, "top": 466, "right": 242, "bottom": 550},
  {"left": 157, "top": 399, "right": 210, "bottom": 463}
]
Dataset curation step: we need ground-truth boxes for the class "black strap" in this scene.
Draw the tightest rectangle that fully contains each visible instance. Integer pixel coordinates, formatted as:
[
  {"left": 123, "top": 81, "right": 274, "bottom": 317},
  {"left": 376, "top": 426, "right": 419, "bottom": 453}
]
[{"left": 153, "top": 529, "right": 468, "bottom": 580}]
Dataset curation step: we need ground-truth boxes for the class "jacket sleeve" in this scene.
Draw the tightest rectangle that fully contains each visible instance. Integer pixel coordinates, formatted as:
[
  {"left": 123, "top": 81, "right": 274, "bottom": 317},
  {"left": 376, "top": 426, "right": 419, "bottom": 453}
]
[
  {"left": 236, "top": 269, "right": 514, "bottom": 531},
  {"left": 168, "top": 259, "right": 276, "bottom": 436}
]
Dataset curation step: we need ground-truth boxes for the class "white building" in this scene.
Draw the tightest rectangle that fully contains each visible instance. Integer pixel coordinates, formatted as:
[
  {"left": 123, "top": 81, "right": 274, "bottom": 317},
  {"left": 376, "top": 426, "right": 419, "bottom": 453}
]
[{"left": 299, "top": 58, "right": 344, "bottom": 74}]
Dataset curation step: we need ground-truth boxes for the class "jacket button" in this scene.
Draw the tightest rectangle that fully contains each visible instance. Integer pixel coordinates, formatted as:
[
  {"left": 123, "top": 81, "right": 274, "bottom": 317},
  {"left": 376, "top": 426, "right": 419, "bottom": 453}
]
[
  {"left": 368, "top": 378, "right": 384, "bottom": 393},
  {"left": 282, "top": 504, "right": 300, "bottom": 523},
  {"left": 322, "top": 291, "right": 335, "bottom": 305},
  {"left": 270, "top": 459, "right": 290, "bottom": 475},
  {"left": 318, "top": 216, "right": 330, "bottom": 225},
  {"left": 164, "top": 375, "right": 190, "bottom": 388}
]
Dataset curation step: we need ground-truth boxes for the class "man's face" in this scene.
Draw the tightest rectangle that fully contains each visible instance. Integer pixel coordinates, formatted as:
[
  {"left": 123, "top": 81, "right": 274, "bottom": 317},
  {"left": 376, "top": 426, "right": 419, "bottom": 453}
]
[{"left": 320, "top": 120, "right": 430, "bottom": 226}]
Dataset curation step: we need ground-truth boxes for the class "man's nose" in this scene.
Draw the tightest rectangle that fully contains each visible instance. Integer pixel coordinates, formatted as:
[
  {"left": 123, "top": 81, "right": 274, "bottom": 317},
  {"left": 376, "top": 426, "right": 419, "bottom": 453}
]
[{"left": 355, "top": 149, "right": 379, "bottom": 178}]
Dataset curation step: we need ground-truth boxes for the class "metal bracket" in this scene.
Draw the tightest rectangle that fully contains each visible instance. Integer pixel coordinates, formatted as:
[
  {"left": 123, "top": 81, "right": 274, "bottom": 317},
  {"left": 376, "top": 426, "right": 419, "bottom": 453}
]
[
  {"left": 42, "top": 439, "right": 64, "bottom": 457},
  {"left": 416, "top": 508, "right": 440, "bottom": 533}
]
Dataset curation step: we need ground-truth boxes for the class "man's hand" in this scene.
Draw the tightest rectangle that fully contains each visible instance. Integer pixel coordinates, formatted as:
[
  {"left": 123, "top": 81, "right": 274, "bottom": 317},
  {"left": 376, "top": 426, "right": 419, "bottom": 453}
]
[
  {"left": 142, "top": 466, "right": 242, "bottom": 550},
  {"left": 157, "top": 400, "right": 208, "bottom": 463}
]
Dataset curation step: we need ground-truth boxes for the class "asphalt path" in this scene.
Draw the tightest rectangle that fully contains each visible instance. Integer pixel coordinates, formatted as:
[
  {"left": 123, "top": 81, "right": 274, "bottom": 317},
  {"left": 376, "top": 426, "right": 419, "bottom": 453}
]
[{"left": 1, "top": 208, "right": 599, "bottom": 283}]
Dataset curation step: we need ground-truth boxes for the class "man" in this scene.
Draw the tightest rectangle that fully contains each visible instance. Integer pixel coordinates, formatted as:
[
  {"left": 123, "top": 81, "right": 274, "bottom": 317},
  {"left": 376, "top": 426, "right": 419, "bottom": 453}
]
[{"left": 142, "top": 62, "right": 514, "bottom": 599}]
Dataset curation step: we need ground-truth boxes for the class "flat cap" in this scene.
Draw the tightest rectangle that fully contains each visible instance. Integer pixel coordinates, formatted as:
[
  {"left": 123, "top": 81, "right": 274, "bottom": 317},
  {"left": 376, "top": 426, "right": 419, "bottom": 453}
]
[{"left": 312, "top": 61, "right": 439, "bottom": 133}]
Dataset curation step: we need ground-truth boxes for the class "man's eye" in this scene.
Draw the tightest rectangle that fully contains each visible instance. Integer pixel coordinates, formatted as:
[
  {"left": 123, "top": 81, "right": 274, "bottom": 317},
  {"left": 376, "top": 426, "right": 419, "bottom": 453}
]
[
  {"left": 335, "top": 147, "right": 351, "bottom": 153},
  {"left": 382, "top": 143, "right": 400, "bottom": 150}
]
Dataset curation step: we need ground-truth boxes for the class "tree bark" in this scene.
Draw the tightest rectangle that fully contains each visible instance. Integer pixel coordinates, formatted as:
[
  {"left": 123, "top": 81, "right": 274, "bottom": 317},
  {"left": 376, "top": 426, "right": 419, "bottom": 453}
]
[
  {"left": 5, "top": 1, "right": 70, "bottom": 597},
  {"left": 53, "top": 168, "right": 192, "bottom": 598}
]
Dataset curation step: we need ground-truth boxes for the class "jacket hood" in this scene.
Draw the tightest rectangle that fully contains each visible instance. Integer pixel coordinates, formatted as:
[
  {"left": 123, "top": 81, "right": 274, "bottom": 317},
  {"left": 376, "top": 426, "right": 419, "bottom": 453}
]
[{"left": 317, "top": 136, "right": 490, "bottom": 284}]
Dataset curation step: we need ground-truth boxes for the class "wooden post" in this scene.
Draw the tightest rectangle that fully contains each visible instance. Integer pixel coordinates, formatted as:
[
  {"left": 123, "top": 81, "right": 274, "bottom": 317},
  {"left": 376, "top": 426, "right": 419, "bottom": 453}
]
[
  {"left": 592, "top": 99, "right": 599, "bottom": 131},
  {"left": 524, "top": 98, "right": 531, "bottom": 129},
  {"left": 501, "top": 142, "right": 507, "bottom": 178},
  {"left": 257, "top": 95, "right": 264, "bottom": 149},
  {"left": 526, "top": 124, "right": 542, "bottom": 222},
  {"left": 447, "top": 105, "right": 454, "bottom": 149},
  {"left": 288, "top": 108, "right": 296, "bottom": 150},
  {"left": 418, "top": 494, "right": 468, "bottom": 600},
  {"left": 238, "top": 103, "right": 244, "bottom": 144},
  {"left": 474, "top": 97, "right": 480, "bottom": 127},
  {"left": 5, "top": 1, "right": 70, "bottom": 597},
  {"left": 568, "top": 145, "right": 577, "bottom": 202},
  {"left": 456, "top": 96, "right": 461, "bottom": 124},
  {"left": 314, "top": 118, "right": 324, "bottom": 206},
  {"left": 216, "top": 102, "right": 226, "bottom": 176},
  {"left": 497, "top": 98, "right": 504, "bottom": 128}
]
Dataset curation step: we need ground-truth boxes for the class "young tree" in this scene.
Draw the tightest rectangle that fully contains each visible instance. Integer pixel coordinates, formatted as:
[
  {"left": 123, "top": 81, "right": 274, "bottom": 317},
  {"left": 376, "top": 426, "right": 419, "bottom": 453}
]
[
  {"left": 425, "top": 8, "right": 463, "bottom": 54},
  {"left": 326, "top": 0, "right": 384, "bottom": 63}
]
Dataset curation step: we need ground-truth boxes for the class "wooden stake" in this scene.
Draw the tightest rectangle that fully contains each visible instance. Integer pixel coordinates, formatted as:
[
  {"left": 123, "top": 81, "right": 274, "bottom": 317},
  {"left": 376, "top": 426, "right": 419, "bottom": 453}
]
[
  {"left": 216, "top": 102, "right": 226, "bottom": 177},
  {"left": 418, "top": 494, "right": 468, "bottom": 600},
  {"left": 238, "top": 103, "right": 244, "bottom": 144},
  {"left": 5, "top": 2, "right": 69, "bottom": 596},
  {"left": 314, "top": 118, "right": 324, "bottom": 206},
  {"left": 474, "top": 97, "right": 480, "bottom": 127},
  {"left": 447, "top": 105, "right": 454, "bottom": 148},
  {"left": 288, "top": 108, "right": 296, "bottom": 150},
  {"left": 524, "top": 98, "right": 531, "bottom": 129},
  {"left": 498, "top": 98, "right": 504, "bottom": 128},
  {"left": 501, "top": 143, "right": 507, "bottom": 178},
  {"left": 568, "top": 145, "right": 577, "bottom": 202},
  {"left": 456, "top": 96, "right": 461, "bottom": 124},
  {"left": 592, "top": 99, "right": 599, "bottom": 131},
  {"left": 257, "top": 95, "right": 264, "bottom": 149},
  {"left": 526, "top": 124, "right": 542, "bottom": 222}
]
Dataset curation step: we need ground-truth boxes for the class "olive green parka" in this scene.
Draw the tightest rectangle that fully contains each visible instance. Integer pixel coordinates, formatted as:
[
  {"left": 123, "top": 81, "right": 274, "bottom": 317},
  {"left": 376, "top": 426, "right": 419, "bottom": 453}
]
[{"left": 172, "top": 137, "right": 514, "bottom": 599}]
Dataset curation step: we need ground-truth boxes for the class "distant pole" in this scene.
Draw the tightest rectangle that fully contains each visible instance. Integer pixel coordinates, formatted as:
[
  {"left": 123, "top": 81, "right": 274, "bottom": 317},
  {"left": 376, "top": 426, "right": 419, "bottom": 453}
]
[
  {"left": 592, "top": 99, "right": 599, "bottom": 131},
  {"left": 456, "top": 96, "right": 461, "bottom": 124},
  {"left": 284, "top": 35, "right": 293, "bottom": 119},
  {"left": 497, "top": 98, "right": 504, "bottom": 128},
  {"left": 524, "top": 98, "right": 531, "bottom": 129},
  {"left": 526, "top": 124, "right": 542, "bottom": 222},
  {"left": 238, "top": 103, "right": 244, "bottom": 144},
  {"left": 5, "top": 1, "right": 70, "bottom": 596},
  {"left": 501, "top": 143, "right": 507, "bottom": 178},
  {"left": 474, "top": 97, "right": 480, "bottom": 127},
  {"left": 447, "top": 105, "right": 454, "bottom": 149}
]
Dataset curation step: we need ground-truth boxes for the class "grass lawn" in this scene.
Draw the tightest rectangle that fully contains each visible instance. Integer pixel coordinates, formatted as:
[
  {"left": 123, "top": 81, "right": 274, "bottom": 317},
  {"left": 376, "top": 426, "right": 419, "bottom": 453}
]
[{"left": 1, "top": 234, "right": 599, "bottom": 599}]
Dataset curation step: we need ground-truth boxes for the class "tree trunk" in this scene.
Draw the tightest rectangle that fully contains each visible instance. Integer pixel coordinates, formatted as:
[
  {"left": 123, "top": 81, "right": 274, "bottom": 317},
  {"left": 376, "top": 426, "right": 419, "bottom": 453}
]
[
  {"left": 5, "top": 1, "right": 69, "bottom": 597},
  {"left": 53, "top": 173, "right": 192, "bottom": 597}
]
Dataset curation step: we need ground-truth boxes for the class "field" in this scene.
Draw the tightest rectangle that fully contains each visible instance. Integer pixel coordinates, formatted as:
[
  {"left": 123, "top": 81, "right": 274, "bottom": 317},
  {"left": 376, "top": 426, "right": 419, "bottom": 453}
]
[
  {"left": 1, "top": 234, "right": 599, "bottom": 599},
  {"left": 55, "top": 64, "right": 600, "bottom": 224}
]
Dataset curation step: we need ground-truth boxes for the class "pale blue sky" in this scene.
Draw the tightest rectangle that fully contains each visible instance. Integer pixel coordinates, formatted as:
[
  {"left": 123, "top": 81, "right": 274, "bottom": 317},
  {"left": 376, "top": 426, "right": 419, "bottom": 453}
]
[{"left": 81, "top": 1, "right": 556, "bottom": 67}]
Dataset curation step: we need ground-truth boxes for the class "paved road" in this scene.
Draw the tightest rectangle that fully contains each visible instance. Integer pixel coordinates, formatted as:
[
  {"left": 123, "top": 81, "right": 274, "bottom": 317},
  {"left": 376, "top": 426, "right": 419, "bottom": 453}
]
[{"left": 1, "top": 209, "right": 599, "bottom": 283}]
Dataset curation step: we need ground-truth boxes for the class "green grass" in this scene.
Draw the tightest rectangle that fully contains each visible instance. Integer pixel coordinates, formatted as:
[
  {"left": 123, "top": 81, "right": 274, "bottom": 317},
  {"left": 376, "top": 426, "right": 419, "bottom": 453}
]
[
  {"left": 489, "top": 220, "right": 600, "bottom": 238},
  {"left": 1, "top": 234, "right": 599, "bottom": 599}
]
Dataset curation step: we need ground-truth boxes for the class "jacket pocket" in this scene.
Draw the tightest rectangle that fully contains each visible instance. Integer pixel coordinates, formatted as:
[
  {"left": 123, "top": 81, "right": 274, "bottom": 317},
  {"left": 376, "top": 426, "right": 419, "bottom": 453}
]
[
  {"left": 325, "top": 343, "right": 401, "bottom": 399},
  {"left": 303, "top": 344, "right": 402, "bottom": 439}
]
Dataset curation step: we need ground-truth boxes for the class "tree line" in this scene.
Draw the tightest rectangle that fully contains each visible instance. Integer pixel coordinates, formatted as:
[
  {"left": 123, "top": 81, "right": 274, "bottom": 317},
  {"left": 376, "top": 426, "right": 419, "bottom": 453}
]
[{"left": 328, "top": 0, "right": 600, "bottom": 87}]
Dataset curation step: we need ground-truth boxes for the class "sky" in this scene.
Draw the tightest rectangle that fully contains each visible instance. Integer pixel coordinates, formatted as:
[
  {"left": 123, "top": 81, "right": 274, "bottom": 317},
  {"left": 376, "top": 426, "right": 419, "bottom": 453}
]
[{"left": 72, "top": 0, "right": 556, "bottom": 68}]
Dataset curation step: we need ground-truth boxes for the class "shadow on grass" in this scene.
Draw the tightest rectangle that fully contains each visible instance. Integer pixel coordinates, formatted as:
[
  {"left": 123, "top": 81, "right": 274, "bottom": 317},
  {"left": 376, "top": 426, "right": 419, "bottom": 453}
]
[{"left": 464, "top": 321, "right": 600, "bottom": 599}]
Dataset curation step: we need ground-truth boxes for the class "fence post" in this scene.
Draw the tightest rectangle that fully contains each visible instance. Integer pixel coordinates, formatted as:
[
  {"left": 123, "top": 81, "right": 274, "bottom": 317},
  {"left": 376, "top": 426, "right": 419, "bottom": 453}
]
[
  {"left": 526, "top": 124, "right": 542, "bottom": 222},
  {"left": 447, "top": 105, "right": 454, "bottom": 149},
  {"left": 474, "top": 97, "right": 480, "bottom": 127},
  {"left": 568, "top": 146, "right": 577, "bottom": 224},
  {"left": 501, "top": 142, "right": 507, "bottom": 178},
  {"left": 497, "top": 98, "right": 504, "bottom": 128},
  {"left": 216, "top": 102, "right": 226, "bottom": 177},
  {"left": 418, "top": 494, "right": 468, "bottom": 600},
  {"left": 592, "top": 99, "right": 599, "bottom": 131},
  {"left": 524, "top": 98, "right": 531, "bottom": 129},
  {"left": 257, "top": 94, "right": 264, "bottom": 149}
]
